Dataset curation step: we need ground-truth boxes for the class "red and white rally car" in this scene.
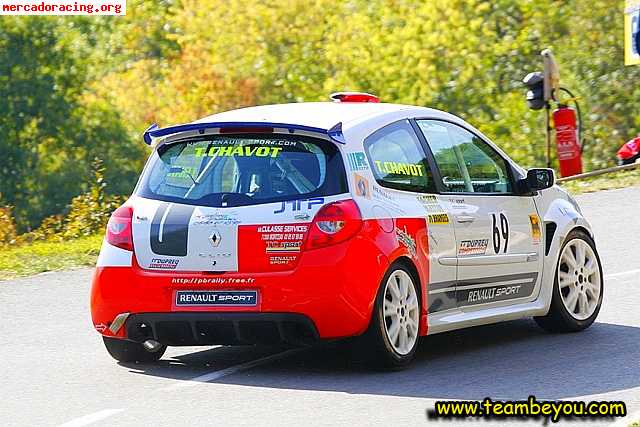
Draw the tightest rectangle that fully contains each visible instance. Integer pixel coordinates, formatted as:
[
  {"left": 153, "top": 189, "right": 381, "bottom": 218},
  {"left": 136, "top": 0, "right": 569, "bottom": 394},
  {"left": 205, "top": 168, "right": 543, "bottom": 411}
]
[{"left": 91, "top": 93, "right": 603, "bottom": 368}]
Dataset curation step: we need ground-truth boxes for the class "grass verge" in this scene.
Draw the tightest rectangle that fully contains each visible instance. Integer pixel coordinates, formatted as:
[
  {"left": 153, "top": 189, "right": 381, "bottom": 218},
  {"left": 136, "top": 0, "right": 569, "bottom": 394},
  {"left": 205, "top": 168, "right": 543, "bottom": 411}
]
[
  {"left": 560, "top": 167, "right": 640, "bottom": 195},
  {"left": 0, "top": 234, "right": 102, "bottom": 281}
]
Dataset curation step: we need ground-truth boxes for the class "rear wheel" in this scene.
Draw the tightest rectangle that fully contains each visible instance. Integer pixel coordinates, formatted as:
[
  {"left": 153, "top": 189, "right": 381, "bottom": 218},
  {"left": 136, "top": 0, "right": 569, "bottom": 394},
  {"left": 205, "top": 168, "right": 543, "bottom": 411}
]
[
  {"left": 102, "top": 336, "right": 166, "bottom": 363},
  {"left": 360, "top": 263, "right": 421, "bottom": 369},
  {"left": 535, "top": 229, "right": 603, "bottom": 332}
]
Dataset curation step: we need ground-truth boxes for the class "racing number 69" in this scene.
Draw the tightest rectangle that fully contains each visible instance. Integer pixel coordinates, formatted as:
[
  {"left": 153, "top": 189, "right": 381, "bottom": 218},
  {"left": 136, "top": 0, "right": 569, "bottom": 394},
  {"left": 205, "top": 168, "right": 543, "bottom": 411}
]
[{"left": 491, "top": 213, "right": 509, "bottom": 254}]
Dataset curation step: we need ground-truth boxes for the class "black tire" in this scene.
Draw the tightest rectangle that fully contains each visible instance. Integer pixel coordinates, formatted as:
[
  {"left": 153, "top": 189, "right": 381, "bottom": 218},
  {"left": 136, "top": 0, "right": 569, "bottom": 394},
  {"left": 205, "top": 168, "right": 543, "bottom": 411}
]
[
  {"left": 534, "top": 229, "right": 603, "bottom": 333},
  {"left": 102, "top": 337, "right": 166, "bottom": 363},
  {"left": 358, "top": 263, "right": 421, "bottom": 370}
]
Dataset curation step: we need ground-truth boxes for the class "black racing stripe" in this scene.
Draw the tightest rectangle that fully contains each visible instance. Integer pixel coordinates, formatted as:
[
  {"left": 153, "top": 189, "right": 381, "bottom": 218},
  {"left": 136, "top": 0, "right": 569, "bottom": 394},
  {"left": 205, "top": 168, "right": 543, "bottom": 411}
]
[
  {"left": 428, "top": 272, "right": 539, "bottom": 313},
  {"left": 428, "top": 280, "right": 456, "bottom": 292},
  {"left": 150, "top": 203, "right": 195, "bottom": 256},
  {"left": 457, "top": 272, "right": 538, "bottom": 287},
  {"left": 428, "top": 290, "right": 457, "bottom": 313}
]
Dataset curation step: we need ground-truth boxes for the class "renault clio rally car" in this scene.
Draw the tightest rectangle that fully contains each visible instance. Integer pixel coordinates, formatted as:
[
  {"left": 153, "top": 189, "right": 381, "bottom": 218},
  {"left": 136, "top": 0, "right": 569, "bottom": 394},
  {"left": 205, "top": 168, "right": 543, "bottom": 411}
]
[{"left": 91, "top": 92, "right": 603, "bottom": 368}]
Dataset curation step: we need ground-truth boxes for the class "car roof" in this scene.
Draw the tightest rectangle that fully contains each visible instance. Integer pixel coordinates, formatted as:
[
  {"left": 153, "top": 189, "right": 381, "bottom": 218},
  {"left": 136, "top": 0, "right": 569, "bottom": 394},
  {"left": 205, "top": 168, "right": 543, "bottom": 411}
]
[{"left": 193, "top": 102, "right": 433, "bottom": 131}]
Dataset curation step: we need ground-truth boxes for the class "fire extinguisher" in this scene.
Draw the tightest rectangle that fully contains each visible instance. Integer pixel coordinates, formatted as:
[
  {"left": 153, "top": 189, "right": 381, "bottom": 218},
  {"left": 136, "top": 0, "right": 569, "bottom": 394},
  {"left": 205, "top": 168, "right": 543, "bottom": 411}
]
[{"left": 552, "top": 88, "right": 584, "bottom": 178}]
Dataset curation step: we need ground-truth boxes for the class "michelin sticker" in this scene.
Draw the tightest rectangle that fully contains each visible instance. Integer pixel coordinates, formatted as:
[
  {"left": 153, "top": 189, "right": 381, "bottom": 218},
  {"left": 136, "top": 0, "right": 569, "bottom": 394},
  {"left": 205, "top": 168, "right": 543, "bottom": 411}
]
[{"left": 428, "top": 213, "right": 450, "bottom": 225}]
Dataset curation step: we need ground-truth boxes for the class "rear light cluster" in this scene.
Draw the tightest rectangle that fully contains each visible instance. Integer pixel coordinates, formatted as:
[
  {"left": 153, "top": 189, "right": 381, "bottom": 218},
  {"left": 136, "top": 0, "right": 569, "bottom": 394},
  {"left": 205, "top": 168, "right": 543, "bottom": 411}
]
[
  {"left": 106, "top": 206, "right": 133, "bottom": 251},
  {"left": 306, "top": 200, "right": 362, "bottom": 250}
]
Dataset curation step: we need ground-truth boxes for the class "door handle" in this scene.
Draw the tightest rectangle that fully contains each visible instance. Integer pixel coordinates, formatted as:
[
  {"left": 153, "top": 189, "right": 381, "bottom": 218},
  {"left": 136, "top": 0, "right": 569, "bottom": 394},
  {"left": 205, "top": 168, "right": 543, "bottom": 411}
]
[{"left": 455, "top": 215, "right": 475, "bottom": 223}]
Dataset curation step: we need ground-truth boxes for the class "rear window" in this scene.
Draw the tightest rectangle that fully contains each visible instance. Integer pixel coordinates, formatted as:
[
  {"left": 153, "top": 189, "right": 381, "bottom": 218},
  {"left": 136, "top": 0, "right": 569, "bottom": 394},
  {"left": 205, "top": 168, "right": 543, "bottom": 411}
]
[{"left": 135, "top": 134, "right": 347, "bottom": 207}]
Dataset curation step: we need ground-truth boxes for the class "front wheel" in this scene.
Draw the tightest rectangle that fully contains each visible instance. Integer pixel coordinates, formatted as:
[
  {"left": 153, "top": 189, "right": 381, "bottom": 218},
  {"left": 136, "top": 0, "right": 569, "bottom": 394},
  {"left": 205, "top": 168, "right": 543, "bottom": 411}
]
[
  {"left": 535, "top": 229, "right": 603, "bottom": 332},
  {"left": 103, "top": 337, "right": 167, "bottom": 363},
  {"left": 359, "top": 263, "right": 421, "bottom": 369}
]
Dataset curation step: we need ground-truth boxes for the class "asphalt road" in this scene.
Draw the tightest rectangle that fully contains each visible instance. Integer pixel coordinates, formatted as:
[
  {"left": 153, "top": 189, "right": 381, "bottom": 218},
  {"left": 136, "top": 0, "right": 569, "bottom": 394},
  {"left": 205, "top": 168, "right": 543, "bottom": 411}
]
[{"left": 1, "top": 186, "right": 639, "bottom": 427}]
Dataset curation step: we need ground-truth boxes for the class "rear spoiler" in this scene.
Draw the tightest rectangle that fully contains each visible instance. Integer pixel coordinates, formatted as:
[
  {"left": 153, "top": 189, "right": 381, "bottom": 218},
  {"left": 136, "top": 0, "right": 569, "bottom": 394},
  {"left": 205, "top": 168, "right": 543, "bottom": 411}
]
[{"left": 143, "top": 121, "right": 346, "bottom": 146}]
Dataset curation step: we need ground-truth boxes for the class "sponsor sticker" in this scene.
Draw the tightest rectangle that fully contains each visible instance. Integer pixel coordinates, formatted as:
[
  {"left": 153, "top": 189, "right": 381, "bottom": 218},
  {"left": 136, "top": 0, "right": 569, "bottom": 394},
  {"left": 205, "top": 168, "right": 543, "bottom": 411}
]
[
  {"left": 171, "top": 277, "right": 256, "bottom": 285},
  {"left": 347, "top": 152, "right": 369, "bottom": 171},
  {"left": 354, "top": 173, "right": 371, "bottom": 198},
  {"left": 175, "top": 290, "right": 258, "bottom": 306},
  {"left": 274, "top": 197, "right": 324, "bottom": 214},
  {"left": 149, "top": 258, "right": 179, "bottom": 269},
  {"left": 265, "top": 241, "right": 302, "bottom": 253},
  {"left": 529, "top": 214, "right": 541, "bottom": 245},
  {"left": 374, "top": 160, "right": 425, "bottom": 177},
  {"left": 396, "top": 226, "right": 417, "bottom": 257},
  {"left": 194, "top": 145, "right": 283, "bottom": 158},
  {"left": 448, "top": 197, "right": 467, "bottom": 210},
  {"left": 269, "top": 255, "right": 297, "bottom": 265},
  {"left": 417, "top": 194, "right": 447, "bottom": 214},
  {"left": 428, "top": 213, "right": 450, "bottom": 225},
  {"left": 257, "top": 224, "right": 308, "bottom": 259},
  {"left": 193, "top": 211, "right": 241, "bottom": 226},
  {"left": 458, "top": 239, "right": 489, "bottom": 256},
  {"left": 466, "top": 285, "right": 522, "bottom": 304}
]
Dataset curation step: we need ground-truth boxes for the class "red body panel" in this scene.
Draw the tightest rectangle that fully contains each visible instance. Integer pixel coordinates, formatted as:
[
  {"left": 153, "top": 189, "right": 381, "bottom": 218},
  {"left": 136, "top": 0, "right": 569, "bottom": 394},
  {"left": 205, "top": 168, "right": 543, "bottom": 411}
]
[{"left": 91, "top": 218, "right": 430, "bottom": 340}]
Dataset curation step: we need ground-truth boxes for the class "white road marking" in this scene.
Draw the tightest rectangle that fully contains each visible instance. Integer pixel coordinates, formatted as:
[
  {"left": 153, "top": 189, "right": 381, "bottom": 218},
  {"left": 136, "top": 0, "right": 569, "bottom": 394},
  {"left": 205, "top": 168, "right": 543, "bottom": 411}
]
[
  {"left": 605, "top": 269, "right": 640, "bottom": 279},
  {"left": 58, "top": 409, "right": 124, "bottom": 427},
  {"left": 160, "top": 348, "right": 303, "bottom": 391}
]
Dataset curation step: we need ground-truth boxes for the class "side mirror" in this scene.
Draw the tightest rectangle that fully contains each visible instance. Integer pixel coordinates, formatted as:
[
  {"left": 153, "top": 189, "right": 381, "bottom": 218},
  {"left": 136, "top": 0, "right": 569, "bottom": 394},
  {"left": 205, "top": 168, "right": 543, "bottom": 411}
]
[{"left": 526, "top": 168, "right": 555, "bottom": 191}]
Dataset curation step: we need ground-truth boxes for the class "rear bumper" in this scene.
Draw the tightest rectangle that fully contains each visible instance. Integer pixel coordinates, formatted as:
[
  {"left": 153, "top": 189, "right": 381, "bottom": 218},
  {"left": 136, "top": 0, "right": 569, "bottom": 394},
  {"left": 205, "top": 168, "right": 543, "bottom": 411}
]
[
  {"left": 125, "top": 312, "right": 319, "bottom": 346},
  {"left": 91, "top": 231, "right": 392, "bottom": 341}
]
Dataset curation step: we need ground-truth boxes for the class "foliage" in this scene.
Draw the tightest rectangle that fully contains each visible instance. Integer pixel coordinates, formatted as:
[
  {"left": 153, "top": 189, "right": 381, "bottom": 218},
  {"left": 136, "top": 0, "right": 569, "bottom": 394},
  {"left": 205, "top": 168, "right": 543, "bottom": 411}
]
[
  {"left": 0, "top": 17, "right": 140, "bottom": 232},
  {"left": 0, "top": 206, "right": 18, "bottom": 246},
  {"left": 16, "top": 159, "right": 124, "bottom": 244},
  {"left": 0, "top": 234, "right": 102, "bottom": 281}
]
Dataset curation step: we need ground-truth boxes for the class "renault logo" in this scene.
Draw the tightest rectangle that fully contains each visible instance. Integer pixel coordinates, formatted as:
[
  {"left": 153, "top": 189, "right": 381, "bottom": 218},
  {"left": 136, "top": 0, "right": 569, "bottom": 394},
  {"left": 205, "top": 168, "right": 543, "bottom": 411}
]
[{"left": 209, "top": 230, "right": 222, "bottom": 247}]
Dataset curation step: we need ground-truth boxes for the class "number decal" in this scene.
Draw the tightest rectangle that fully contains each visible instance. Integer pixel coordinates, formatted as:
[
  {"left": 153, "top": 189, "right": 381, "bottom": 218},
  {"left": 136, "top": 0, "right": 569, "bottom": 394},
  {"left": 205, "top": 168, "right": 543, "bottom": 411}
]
[{"left": 491, "top": 212, "right": 509, "bottom": 254}]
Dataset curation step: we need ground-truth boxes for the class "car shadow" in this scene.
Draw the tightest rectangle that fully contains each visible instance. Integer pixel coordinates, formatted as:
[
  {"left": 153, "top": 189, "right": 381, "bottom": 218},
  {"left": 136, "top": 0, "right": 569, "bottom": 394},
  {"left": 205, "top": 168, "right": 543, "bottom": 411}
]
[{"left": 125, "top": 320, "right": 640, "bottom": 400}]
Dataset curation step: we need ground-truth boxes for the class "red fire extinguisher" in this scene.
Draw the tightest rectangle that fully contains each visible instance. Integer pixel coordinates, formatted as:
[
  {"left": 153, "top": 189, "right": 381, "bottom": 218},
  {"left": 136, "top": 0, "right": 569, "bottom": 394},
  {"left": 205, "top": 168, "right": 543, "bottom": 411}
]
[{"left": 552, "top": 105, "right": 582, "bottom": 177}]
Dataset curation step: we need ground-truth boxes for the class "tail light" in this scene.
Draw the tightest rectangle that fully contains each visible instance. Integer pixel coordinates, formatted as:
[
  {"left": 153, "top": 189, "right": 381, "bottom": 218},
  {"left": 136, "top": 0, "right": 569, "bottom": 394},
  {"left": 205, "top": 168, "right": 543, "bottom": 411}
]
[
  {"left": 306, "top": 200, "right": 362, "bottom": 250},
  {"left": 106, "top": 206, "right": 133, "bottom": 251}
]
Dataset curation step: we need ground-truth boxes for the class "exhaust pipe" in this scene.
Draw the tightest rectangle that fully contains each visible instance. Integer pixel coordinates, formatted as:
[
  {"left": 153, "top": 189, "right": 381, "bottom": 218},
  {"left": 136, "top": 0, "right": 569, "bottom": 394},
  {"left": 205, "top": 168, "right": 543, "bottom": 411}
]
[{"left": 142, "top": 339, "right": 163, "bottom": 352}]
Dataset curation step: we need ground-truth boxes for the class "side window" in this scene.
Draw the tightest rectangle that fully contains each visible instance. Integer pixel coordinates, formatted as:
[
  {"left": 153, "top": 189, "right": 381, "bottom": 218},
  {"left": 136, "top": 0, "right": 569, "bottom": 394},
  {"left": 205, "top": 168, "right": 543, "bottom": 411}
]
[
  {"left": 416, "top": 120, "right": 513, "bottom": 194},
  {"left": 364, "top": 120, "right": 436, "bottom": 193}
]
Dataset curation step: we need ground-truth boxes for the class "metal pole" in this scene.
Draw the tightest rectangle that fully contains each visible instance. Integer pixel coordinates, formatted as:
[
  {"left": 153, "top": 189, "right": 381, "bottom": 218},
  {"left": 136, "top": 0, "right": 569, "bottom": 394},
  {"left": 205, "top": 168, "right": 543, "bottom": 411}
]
[{"left": 545, "top": 102, "right": 552, "bottom": 169}]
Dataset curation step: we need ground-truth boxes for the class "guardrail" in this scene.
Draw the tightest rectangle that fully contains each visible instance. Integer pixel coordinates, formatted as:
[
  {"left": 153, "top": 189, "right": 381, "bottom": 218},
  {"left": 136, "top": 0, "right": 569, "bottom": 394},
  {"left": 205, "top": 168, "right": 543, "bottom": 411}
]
[{"left": 556, "top": 161, "right": 640, "bottom": 183}]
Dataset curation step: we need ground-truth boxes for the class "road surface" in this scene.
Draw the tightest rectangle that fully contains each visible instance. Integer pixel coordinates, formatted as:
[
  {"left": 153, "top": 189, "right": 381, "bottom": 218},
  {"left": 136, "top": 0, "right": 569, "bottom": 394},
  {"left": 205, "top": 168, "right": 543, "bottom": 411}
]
[{"left": 1, "top": 186, "right": 639, "bottom": 427}]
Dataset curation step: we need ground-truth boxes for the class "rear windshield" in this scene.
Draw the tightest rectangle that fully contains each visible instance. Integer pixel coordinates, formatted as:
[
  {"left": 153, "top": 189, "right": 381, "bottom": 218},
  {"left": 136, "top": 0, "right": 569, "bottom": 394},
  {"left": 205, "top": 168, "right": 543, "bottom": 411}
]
[{"left": 135, "top": 134, "right": 347, "bottom": 208}]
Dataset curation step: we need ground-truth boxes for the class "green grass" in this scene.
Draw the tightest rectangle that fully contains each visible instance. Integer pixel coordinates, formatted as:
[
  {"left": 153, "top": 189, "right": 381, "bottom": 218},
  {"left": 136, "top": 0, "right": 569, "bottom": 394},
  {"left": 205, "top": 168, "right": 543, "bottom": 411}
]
[
  {"left": 0, "top": 234, "right": 103, "bottom": 281},
  {"left": 560, "top": 167, "right": 640, "bottom": 195}
]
